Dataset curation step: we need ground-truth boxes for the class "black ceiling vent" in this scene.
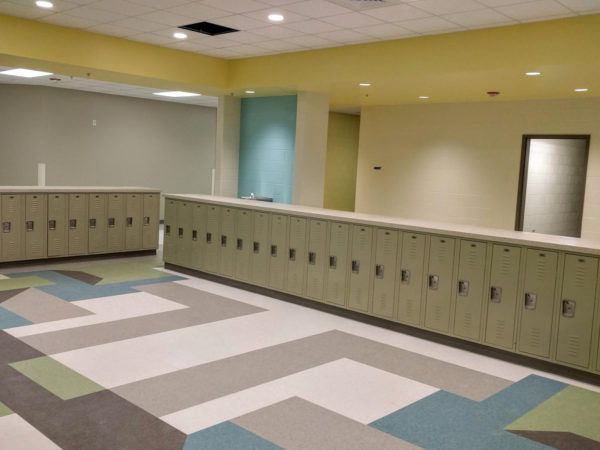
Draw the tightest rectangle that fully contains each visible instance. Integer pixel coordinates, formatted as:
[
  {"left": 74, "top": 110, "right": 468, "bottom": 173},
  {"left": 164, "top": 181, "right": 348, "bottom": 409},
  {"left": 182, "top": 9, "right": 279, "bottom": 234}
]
[{"left": 179, "top": 21, "right": 239, "bottom": 36}]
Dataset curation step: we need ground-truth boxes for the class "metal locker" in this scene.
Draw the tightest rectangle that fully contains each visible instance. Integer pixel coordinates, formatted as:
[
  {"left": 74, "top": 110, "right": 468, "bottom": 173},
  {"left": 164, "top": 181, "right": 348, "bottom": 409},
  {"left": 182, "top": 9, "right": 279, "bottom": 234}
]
[
  {"left": 325, "top": 222, "right": 350, "bottom": 306},
  {"left": 175, "top": 201, "right": 193, "bottom": 267},
  {"left": 268, "top": 214, "right": 289, "bottom": 290},
  {"left": 88, "top": 193, "right": 107, "bottom": 254},
  {"left": 517, "top": 249, "right": 558, "bottom": 358},
  {"left": 219, "top": 207, "right": 235, "bottom": 277},
  {"left": 452, "top": 240, "right": 487, "bottom": 341},
  {"left": 163, "top": 199, "right": 177, "bottom": 264},
  {"left": 125, "top": 193, "right": 143, "bottom": 251},
  {"left": 285, "top": 216, "right": 307, "bottom": 295},
  {"left": 25, "top": 194, "right": 47, "bottom": 260},
  {"left": 371, "top": 228, "right": 399, "bottom": 319},
  {"left": 424, "top": 236, "right": 456, "bottom": 333},
  {"left": 107, "top": 194, "right": 125, "bottom": 253},
  {"left": 142, "top": 193, "right": 159, "bottom": 249},
  {"left": 190, "top": 203, "right": 207, "bottom": 270},
  {"left": 204, "top": 204, "right": 220, "bottom": 273},
  {"left": 348, "top": 225, "right": 373, "bottom": 312},
  {"left": 1, "top": 194, "right": 25, "bottom": 261},
  {"left": 234, "top": 209, "right": 253, "bottom": 281},
  {"left": 306, "top": 219, "right": 328, "bottom": 300},
  {"left": 484, "top": 245, "right": 521, "bottom": 349},
  {"left": 47, "top": 193, "right": 68, "bottom": 257},
  {"left": 250, "top": 211, "right": 270, "bottom": 286},
  {"left": 397, "top": 233, "right": 426, "bottom": 325},
  {"left": 555, "top": 254, "right": 598, "bottom": 368},
  {"left": 68, "top": 193, "right": 88, "bottom": 255}
]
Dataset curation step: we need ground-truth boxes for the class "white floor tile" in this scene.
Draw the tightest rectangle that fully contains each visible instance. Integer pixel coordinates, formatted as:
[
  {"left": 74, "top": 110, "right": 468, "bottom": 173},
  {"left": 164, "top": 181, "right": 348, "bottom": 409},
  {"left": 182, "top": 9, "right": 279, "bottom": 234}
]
[{"left": 0, "top": 414, "right": 61, "bottom": 450}]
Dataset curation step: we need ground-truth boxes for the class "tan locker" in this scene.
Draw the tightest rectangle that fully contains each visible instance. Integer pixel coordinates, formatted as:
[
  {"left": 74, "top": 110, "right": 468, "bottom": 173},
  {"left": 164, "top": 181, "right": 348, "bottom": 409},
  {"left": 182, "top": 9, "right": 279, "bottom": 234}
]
[
  {"left": 142, "top": 193, "right": 160, "bottom": 249},
  {"left": 286, "top": 216, "right": 307, "bottom": 295},
  {"left": 1, "top": 194, "right": 25, "bottom": 261},
  {"left": 518, "top": 249, "right": 558, "bottom": 358},
  {"left": 175, "top": 201, "right": 193, "bottom": 267},
  {"left": 25, "top": 194, "right": 47, "bottom": 259},
  {"left": 250, "top": 211, "right": 270, "bottom": 286},
  {"left": 268, "top": 214, "right": 288, "bottom": 290},
  {"left": 125, "top": 193, "right": 143, "bottom": 251},
  {"left": 306, "top": 219, "right": 328, "bottom": 301},
  {"left": 204, "top": 204, "right": 220, "bottom": 273},
  {"left": 88, "top": 193, "right": 107, "bottom": 254},
  {"left": 325, "top": 222, "right": 350, "bottom": 306},
  {"left": 424, "top": 236, "right": 456, "bottom": 333},
  {"left": 348, "top": 225, "right": 373, "bottom": 312},
  {"left": 371, "top": 228, "right": 399, "bottom": 319},
  {"left": 191, "top": 203, "right": 207, "bottom": 270},
  {"left": 452, "top": 240, "right": 487, "bottom": 341},
  {"left": 397, "top": 233, "right": 426, "bottom": 325},
  {"left": 484, "top": 245, "right": 522, "bottom": 349},
  {"left": 219, "top": 207, "right": 235, "bottom": 277},
  {"left": 47, "top": 193, "right": 68, "bottom": 257},
  {"left": 163, "top": 198, "right": 177, "bottom": 264},
  {"left": 234, "top": 209, "right": 253, "bottom": 281},
  {"left": 555, "top": 254, "right": 598, "bottom": 368},
  {"left": 68, "top": 193, "right": 88, "bottom": 255},
  {"left": 107, "top": 193, "right": 125, "bottom": 252}
]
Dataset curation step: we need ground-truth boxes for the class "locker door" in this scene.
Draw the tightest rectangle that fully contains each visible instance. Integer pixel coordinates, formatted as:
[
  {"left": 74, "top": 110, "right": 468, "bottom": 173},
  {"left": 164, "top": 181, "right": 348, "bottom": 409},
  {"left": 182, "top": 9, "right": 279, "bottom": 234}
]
[
  {"left": 484, "top": 245, "right": 522, "bottom": 349},
  {"left": 204, "top": 204, "right": 220, "bottom": 273},
  {"left": 518, "top": 249, "right": 558, "bottom": 358},
  {"left": 47, "top": 193, "right": 68, "bottom": 257},
  {"left": 176, "top": 201, "right": 193, "bottom": 267},
  {"left": 25, "top": 194, "right": 47, "bottom": 260},
  {"left": 250, "top": 211, "right": 270, "bottom": 286},
  {"left": 107, "top": 193, "right": 125, "bottom": 253},
  {"left": 348, "top": 225, "right": 373, "bottom": 312},
  {"left": 234, "top": 209, "right": 253, "bottom": 281},
  {"left": 424, "top": 236, "right": 456, "bottom": 333},
  {"left": 1, "top": 194, "right": 24, "bottom": 261},
  {"left": 125, "top": 193, "right": 143, "bottom": 251},
  {"left": 268, "top": 214, "right": 289, "bottom": 290},
  {"left": 306, "top": 219, "right": 328, "bottom": 301},
  {"left": 163, "top": 198, "right": 177, "bottom": 264},
  {"left": 397, "top": 233, "right": 426, "bottom": 325},
  {"left": 88, "top": 193, "right": 107, "bottom": 254},
  {"left": 555, "top": 254, "right": 598, "bottom": 368},
  {"left": 219, "top": 207, "right": 235, "bottom": 277},
  {"left": 286, "top": 216, "right": 307, "bottom": 295},
  {"left": 191, "top": 203, "right": 207, "bottom": 270},
  {"left": 142, "top": 193, "right": 160, "bottom": 249},
  {"left": 453, "top": 240, "right": 487, "bottom": 341},
  {"left": 371, "top": 228, "right": 399, "bottom": 319},
  {"left": 325, "top": 222, "right": 350, "bottom": 306},
  {"left": 68, "top": 194, "right": 88, "bottom": 255}
]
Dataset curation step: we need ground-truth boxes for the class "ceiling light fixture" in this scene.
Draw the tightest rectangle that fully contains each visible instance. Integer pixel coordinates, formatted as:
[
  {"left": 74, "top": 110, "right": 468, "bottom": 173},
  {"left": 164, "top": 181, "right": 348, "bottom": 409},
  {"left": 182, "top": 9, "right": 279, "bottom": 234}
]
[
  {"left": 525, "top": 72, "right": 541, "bottom": 76},
  {"left": 35, "top": 1, "right": 53, "bottom": 8},
  {"left": 0, "top": 68, "right": 53, "bottom": 78},
  {"left": 153, "top": 91, "right": 201, "bottom": 97},
  {"left": 245, "top": 90, "right": 255, "bottom": 94},
  {"left": 173, "top": 32, "right": 187, "bottom": 39},
  {"left": 359, "top": 83, "right": 371, "bottom": 87},
  {"left": 574, "top": 88, "right": 588, "bottom": 92},
  {"left": 268, "top": 14, "right": 284, "bottom": 22},
  {"left": 419, "top": 96, "right": 429, "bottom": 99}
]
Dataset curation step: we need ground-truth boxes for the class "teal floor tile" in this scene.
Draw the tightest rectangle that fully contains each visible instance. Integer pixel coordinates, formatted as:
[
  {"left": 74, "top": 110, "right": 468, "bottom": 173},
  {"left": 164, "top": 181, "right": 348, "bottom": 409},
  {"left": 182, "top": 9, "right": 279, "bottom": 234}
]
[
  {"left": 183, "top": 422, "right": 283, "bottom": 450},
  {"left": 0, "top": 306, "right": 32, "bottom": 329}
]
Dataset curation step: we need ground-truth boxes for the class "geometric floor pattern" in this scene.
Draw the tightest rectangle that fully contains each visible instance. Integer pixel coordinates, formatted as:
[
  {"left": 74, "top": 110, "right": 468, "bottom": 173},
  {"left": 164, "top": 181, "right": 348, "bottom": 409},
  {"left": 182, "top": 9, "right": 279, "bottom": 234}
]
[{"left": 1, "top": 254, "right": 600, "bottom": 449}]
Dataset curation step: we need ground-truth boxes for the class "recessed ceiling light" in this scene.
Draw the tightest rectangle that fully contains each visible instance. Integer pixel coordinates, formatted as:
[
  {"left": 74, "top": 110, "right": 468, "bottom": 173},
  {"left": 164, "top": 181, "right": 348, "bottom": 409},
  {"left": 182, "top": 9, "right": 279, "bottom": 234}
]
[
  {"left": 245, "top": 90, "right": 255, "bottom": 94},
  {"left": 0, "top": 68, "right": 53, "bottom": 78},
  {"left": 419, "top": 96, "right": 429, "bottom": 99},
  {"left": 35, "top": 1, "right": 53, "bottom": 8},
  {"left": 153, "top": 91, "right": 201, "bottom": 97},
  {"left": 525, "top": 72, "right": 541, "bottom": 76},
  {"left": 268, "top": 14, "right": 284, "bottom": 22},
  {"left": 574, "top": 88, "right": 588, "bottom": 92},
  {"left": 359, "top": 83, "right": 371, "bottom": 87},
  {"left": 173, "top": 32, "right": 187, "bottom": 39}
]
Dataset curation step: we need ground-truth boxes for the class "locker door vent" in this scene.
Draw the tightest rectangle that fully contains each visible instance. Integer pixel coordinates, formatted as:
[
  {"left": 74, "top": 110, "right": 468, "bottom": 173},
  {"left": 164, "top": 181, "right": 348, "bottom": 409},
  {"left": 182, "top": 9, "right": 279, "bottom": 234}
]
[
  {"left": 565, "top": 335, "right": 582, "bottom": 359},
  {"left": 528, "top": 327, "right": 541, "bottom": 350},
  {"left": 494, "top": 319, "right": 506, "bottom": 340}
]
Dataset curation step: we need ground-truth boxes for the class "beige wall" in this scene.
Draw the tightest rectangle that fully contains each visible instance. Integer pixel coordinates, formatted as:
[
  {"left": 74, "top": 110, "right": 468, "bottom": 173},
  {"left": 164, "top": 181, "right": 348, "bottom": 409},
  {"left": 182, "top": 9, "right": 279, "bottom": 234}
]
[
  {"left": 323, "top": 112, "right": 360, "bottom": 212},
  {"left": 355, "top": 98, "right": 600, "bottom": 241}
]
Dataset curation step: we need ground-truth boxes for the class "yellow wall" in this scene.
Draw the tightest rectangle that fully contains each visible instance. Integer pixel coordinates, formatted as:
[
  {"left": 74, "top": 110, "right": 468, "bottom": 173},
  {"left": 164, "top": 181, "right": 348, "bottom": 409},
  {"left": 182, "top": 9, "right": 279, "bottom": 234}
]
[
  {"left": 323, "top": 112, "right": 360, "bottom": 212},
  {"left": 355, "top": 98, "right": 600, "bottom": 241}
]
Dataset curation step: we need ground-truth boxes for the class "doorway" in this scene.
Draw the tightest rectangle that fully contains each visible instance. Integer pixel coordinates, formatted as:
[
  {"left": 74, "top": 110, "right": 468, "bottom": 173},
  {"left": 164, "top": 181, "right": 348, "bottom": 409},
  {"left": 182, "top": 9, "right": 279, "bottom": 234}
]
[{"left": 516, "top": 135, "right": 590, "bottom": 237}]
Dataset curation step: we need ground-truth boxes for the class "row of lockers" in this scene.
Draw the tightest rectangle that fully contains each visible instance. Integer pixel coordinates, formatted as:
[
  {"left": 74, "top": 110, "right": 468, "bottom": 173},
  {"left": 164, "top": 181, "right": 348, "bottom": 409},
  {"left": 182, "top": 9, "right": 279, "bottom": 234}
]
[
  {"left": 0, "top": 192, "right": 159, "bottom": 262},
  {"left": 163, "top": 199, "right": 600, "bottom": 374}
]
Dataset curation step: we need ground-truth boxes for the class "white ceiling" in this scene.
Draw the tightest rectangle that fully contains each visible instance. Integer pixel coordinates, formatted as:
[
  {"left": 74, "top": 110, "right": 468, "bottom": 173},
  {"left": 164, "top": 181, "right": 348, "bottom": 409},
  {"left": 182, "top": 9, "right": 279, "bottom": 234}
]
[{"left": 2, "top": 0, "right": 599, "bottom": 59}]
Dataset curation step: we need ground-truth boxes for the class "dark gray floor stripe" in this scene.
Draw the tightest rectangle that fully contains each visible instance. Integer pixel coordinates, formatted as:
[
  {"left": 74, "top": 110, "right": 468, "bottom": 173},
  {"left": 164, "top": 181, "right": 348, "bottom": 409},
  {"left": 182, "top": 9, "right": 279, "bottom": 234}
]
[
  {"left": 509, "top": 430, "right": 600, "bottom": 450},
  {"left": 55, "top": 270, "right": 103, "bottom": 285},
  {"left": 0, "top": 288, "right": 29, "bottom": 304}
]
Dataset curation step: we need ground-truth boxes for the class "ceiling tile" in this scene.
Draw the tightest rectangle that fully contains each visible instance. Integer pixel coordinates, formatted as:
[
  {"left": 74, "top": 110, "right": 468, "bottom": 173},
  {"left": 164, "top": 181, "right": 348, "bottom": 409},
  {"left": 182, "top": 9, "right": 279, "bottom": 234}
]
[
  {"left": 220, "top": 31, "right": 269, "bottom": 44},
  {"left": 199, "top": 0, "right": 268, "bottom": 14},
  {"left": 363, "top": 4, "right": 431, "bottom": 22},
  {"left": 283, "top": 0, "right": 353, "bottom": 17},
  {"left": 243, "top": 8, "right": 310, "bottom": 24},
  {"left": 259, "top": 0, "right": 299, "bottom": 5},
  {"left": 256, "top": 39, "right": 305, "bottom": 50},
  {"left": 409, "top": 0, "right": 485, "bottom": 15},
  {"left": 496, "top": 0, "right": 573, "bottom": 20},
  {"left": 320, "top": 12, "right": 385, "bottom": 27},
  {"left": 227, "top": 43, "right": 276, "bottom": 54},
  {"left": 0, "top": 2, "right": 53, "bottom": 19},
  {"left": 41, "top": 13, "right": 99, "bottom": 28},
  {"left": 127, "top": 0, "right": 191, "bottom": 8},
  {"left": 34, "top": 0, "right": 80, "bottom": 13},
  {"left": 354, "top": 23, "right": 416, "bottom": 38},
  {"left": 476, "top": 0, "right": 536, "bottom": 6},
  {"left": 89, "top": 0, "right": 155, "bottom": 16},
  {"left": 318, "top": 29, "right": 375, "bottom": 42},
  {"left": 127, "top": 32, "right": 178, "bottom": 45},
  {"left": 284, "top": 34, "right": 336, "bottom": 46},
  {"left": 284, "top": 18, "right": 341, "bottom": 33},
  {"left": 167, "top": 3, "right": 230, "bottom": 20},
  {"left": 110, "top": 17, "right": 166, "bottom": 32},
  {"left": 193, "top": 35, "right": 240, "bottom": 48},
  {"left": 397, "top": 16, "right": 465, "bottom": 33},
  {"left": 444, "top": 8, "right": 516, "bottom": 27},
  {"left": 210, "top": 14, "right": 269, "bottom": 30},
  {"left": 201, "top": 48, "right": 244, "bottom": 58},
  {"left": 86, "top": 23, "right": 140, "bottom": 37},
  {"left": 555, "top": 0, "right": 600, "bottom": 12},
  {"left": 252, "top": 25, "right": 305, "bottom": 38},
  {"left": 164, "top": 40, "right": 213, "bottom": 52},
  {"left": 63, "top": 5, "right": 123, "bottom": 22},
  {"left": 137, "top": 10, "right": 197, "bottom": 27}
]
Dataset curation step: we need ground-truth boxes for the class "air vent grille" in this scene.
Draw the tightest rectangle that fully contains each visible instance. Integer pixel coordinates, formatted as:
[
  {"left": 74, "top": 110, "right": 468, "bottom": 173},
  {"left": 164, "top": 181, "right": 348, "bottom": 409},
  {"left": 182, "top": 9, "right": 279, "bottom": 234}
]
[{"left": 179, "top": 22, "right": 239, "bottom": 36}]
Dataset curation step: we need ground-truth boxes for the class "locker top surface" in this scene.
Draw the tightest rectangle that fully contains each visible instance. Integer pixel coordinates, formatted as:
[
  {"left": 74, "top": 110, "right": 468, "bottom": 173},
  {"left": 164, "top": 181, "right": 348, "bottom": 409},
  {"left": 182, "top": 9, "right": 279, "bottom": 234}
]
[
  {"left": 164, "top": 194, "right": 600, "bottom": 257},
  {"left": 0, "top": 187, "right": 161, "bottom": 193}
]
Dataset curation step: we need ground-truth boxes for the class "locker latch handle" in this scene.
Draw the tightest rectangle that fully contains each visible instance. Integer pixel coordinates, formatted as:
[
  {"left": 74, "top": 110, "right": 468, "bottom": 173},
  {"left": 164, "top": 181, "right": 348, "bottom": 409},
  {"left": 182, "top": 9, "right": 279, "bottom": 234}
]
[
  {"left": 524, "top": 292, "right": 537, "bottom": 310},
  {"left": 428, "top": 274, "right": 439, "bottom": 290},
  {"left": 271, "top": 245, "right": 278, "bottom": 257},
  {"left": 562, "top": 299, "right": 576, "bottom": 318},
  {"left": 401, "top": 269, "right": 410, "bottom": 284},
  {"left": 253, "top": 242, "right": 260, "bottom": 253},
  {"left": 289, "top": 248, "right": 296, "bottom": 261},
  {"left": 329, "top": 255, "right": 337, "bottom": 269},
  {"left": 237, "top": 238, "right": 243, "bottom": 250},
  {"left": 192, "top": 230, "right": 198, "bottom": 241},
  {"left": 206, "top": 232, "right": 211, "bottom": 243},
  {"left": 458, "top": 280, "right": 469, "bottom": 296},
  {"left": 375, "top": 264, "right": 384, "bottom": 279},
  {"left": 69, "top": 219, "right": 77, "bottom": 230},
  {"left": 89, "top": 218, "right": 97, "bottom": 229},
  {"left": 48, "top": 220, "right": 56, "bottom": 231},
  {"left": 308, "top": 252, "right": 316, "bottom": 265},
  {"left": 178, "top": 228, "right": 184, "bottom": 239},
  {"left": 143, "top": 216, "right": 150, "bottom": 226},
  {"left": 221, "top": 235, "right": 227, "bottom": 247},
  {"left": 351, "top": 260, "right": 360, "bottom": 274},
  {"left": 126, "top": 217, "right": 133, "bottom": 227},
  {"left": 490, "top": 286, "right": 502, "bottom": 303},
  {"left": 26, "top": 221, "right": 34, "bottom": 232},
  {"left": 108, "top": 218, "right": 116, "bottom": 228},
  {"left": 165, "top": 225, "right": 171, "bottom": 236},
  {"left": 2, "top": 222, "right": 11, "bottom": 233}
]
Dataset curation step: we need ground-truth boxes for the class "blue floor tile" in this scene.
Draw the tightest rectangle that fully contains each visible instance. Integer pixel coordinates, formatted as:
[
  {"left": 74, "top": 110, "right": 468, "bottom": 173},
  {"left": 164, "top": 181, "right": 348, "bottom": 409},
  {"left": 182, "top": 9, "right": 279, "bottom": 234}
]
[
  {"left": 0, "top": 306, "right": 32, "bottom": 329},
  {"left": 183, "top": 422, "right": 283, "bottom": 450}
]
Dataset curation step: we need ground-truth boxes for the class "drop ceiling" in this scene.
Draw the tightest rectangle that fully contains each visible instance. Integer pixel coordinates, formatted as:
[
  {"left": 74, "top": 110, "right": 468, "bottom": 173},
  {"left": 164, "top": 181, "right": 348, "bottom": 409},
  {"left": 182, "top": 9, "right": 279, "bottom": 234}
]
[{"left": 1, "top": 0, "right": 599, "bottom": 60}]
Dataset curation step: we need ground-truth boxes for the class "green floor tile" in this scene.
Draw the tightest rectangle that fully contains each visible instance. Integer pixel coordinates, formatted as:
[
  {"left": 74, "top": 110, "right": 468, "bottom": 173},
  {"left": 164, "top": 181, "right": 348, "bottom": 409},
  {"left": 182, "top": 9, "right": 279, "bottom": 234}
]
[
  {"left": 10, "top": 356, "right": 104, "bottom": 400},
  {"left": 0, "top": 401, "right": 13, "bottom": 417},
  {"left": 0, "top": 276, "right": 54, "bottom": 292},
  {"left": 506, "top": 385, "right": 600, "bottom": 442},
  {"left": 76, "top": 261, "right": 170, "bottom": 285}
]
